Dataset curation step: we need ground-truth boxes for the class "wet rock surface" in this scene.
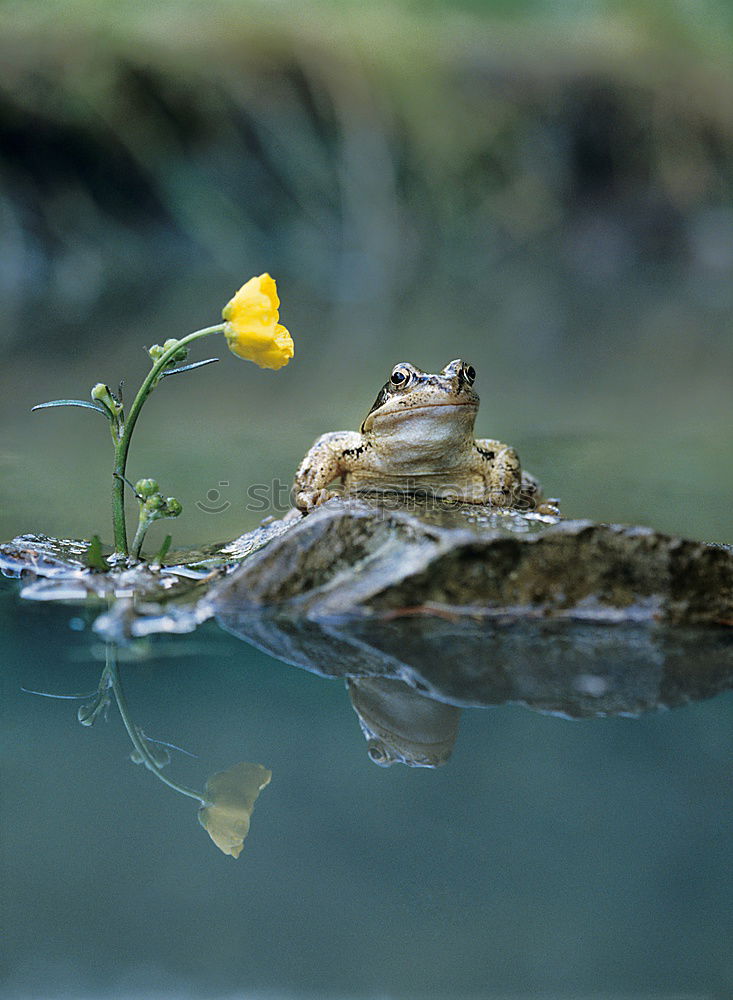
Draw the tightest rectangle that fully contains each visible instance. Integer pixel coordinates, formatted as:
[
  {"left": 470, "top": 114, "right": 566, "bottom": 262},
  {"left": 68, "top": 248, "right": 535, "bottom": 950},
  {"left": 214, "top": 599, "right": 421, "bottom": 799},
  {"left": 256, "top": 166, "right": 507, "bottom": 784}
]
[{"left": 214, "top": 497, "right": 733, "bottom": 626}]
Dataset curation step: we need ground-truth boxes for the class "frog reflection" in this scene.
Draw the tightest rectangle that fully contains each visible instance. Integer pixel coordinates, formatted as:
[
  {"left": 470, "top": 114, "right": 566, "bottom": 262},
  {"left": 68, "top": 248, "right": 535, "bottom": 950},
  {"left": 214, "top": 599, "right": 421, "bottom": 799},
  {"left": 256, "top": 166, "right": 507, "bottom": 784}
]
[{"left": 347, "top": 676, "right": 461, "bottom": 768}]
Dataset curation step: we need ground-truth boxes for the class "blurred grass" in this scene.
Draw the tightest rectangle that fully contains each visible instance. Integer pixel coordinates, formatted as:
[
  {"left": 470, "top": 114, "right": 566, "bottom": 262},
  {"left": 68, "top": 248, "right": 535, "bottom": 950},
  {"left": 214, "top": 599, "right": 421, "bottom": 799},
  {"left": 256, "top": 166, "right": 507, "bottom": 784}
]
[
  {"left": 3, "top": 0, "right": 733, "bottom": 318},
  {"left": 1, "top": 0, "right": 732, "bottom": 546}
]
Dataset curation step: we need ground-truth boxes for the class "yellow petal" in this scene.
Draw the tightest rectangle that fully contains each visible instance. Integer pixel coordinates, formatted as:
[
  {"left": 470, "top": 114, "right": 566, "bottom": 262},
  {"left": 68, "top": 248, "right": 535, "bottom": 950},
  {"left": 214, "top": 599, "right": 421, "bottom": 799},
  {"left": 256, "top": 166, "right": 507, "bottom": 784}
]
[
  {"left": 198, "top": 761, "right": 272, "bottom": 858},
  {"left": 225, "top": 323, "right": 294, "bottom": 370},
  {"left": 222, "top": 274, "right": 293, "bottom": 370},
  {"left": 223, "top": 273, "right": 279, "bottom": 320}
]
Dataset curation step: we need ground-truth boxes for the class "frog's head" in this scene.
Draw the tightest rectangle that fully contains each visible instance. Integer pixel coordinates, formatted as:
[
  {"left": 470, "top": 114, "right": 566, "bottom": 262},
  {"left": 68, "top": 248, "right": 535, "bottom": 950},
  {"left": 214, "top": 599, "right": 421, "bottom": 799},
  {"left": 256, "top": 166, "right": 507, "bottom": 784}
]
[
  {"left": 348, "top": 677, "right": 461, "bottom": 768},
  {"left": 361, "top": 359, "right": 479, "bottom": 434}
]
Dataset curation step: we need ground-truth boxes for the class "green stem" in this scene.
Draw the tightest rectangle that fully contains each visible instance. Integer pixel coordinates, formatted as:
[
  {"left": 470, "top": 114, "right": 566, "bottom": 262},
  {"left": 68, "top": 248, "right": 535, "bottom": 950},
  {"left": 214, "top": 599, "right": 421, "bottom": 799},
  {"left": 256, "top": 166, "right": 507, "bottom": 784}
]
[
  {"left": 130, "top": 519, "right": 149, "bottom": 561},
  {"left": 111, "top": 323, "right": 224, "bottom": 557},
  {"left": 104, "top": 645, "right": 205, "bottom": 804}
]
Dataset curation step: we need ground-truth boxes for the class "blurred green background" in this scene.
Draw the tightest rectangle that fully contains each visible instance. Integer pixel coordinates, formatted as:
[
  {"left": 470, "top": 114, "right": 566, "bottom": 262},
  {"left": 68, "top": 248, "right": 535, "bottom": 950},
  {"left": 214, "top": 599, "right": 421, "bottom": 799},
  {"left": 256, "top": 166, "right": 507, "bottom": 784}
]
[{"left": 1, "top": 0, "right": 732, "bottom": 549}]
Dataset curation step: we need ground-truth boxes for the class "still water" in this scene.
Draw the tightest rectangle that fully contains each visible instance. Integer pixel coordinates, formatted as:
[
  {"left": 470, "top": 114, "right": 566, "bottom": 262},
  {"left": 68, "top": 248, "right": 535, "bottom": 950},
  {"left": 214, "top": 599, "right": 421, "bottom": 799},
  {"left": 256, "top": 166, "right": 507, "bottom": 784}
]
[{"left": 2, "top": 571, "right": 732, "bottom": 1000}]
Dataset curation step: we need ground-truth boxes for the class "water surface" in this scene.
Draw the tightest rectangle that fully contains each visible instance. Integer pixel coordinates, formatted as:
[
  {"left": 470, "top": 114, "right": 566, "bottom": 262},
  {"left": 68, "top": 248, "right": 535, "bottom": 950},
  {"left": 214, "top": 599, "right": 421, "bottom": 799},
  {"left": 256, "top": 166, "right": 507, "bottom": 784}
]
[{"left": 2, "top": 579, "right": 732, "bottom": 999}]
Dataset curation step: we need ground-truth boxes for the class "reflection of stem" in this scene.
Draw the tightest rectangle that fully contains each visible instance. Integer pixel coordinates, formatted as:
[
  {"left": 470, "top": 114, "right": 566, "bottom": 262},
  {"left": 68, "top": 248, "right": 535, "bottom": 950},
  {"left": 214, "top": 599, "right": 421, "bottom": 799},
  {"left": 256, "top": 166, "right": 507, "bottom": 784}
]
[
  {"left": 104, "top": 645, "right": 205, "bottom": 804},
  {"left": 112, "top": 323, "right": 225, "bottom": 557}
]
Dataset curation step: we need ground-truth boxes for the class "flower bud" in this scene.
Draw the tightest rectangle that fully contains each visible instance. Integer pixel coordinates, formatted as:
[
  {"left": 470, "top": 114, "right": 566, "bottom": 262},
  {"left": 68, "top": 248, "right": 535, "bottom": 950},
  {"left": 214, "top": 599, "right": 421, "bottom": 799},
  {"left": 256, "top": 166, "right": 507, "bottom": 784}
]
[
  {"left": 144, "top": 494, "right": 166, "bottom": 514},
  {"left": 77, "top": 703, "right": 97, "bottom": 726},
  {"left": 77, "top": 693, "right": 109, "bottom": 726},
  {"left": 91, "top": 383, "right": 111, "bottom": 402},
  {"left": 164, "top": 498, "right": 183, "bottom": 518},
  {"left": 90, "top": 382, "right": 122, "bottom": 420},
  {"left": 163, "top": 338, "right": 189, "bottom": 364},
  {"left": 135, "top": 478, "right": 159, "bottom": 498}
]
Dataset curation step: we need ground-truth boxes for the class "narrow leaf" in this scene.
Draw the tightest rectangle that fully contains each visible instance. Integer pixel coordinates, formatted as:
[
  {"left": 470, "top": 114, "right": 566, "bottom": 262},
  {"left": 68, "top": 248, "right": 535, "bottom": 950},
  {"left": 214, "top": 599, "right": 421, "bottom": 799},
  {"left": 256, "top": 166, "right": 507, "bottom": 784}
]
[
  {"left": 85, "top": 534, "right": 108, "bottom": 572},
  {"left": 155, "top": 534, "right": 172, "bottom": 564},
  {"left": 32, "top": 399, "right": 110, "bottom": 419},
  {"left": 21, "top": 687, "right": 98, "bottom": 700},
  {"left": 160, "top": 358, "right": 219, "bottom": 378},
  {"left": 144, "top": 735, "right": 198, "bottom": 759}
]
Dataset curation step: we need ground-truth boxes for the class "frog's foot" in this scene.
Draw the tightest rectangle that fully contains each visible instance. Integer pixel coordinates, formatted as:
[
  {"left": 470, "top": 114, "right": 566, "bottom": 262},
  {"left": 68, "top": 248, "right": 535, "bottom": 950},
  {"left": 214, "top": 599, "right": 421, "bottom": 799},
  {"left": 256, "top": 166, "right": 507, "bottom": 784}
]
[
  {"left": 294, "top": 488, "right": 341, "bottom": 513},
  {"left": 535, "top": 497, "right": 562, "bottom": 517},
  {"left": 487, "top": 488, "right": 516, "bottom": 508}
]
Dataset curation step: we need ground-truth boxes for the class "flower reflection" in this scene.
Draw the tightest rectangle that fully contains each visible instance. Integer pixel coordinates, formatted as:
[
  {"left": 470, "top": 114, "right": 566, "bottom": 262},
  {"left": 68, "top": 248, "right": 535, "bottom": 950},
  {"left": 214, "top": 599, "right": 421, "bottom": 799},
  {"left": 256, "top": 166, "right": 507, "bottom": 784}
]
[
  {"left": 23, "top": 641, "right": 272, "bottom": 859},
  {"left": 198, "top": 762, "right": 272, "bottom": 858}
]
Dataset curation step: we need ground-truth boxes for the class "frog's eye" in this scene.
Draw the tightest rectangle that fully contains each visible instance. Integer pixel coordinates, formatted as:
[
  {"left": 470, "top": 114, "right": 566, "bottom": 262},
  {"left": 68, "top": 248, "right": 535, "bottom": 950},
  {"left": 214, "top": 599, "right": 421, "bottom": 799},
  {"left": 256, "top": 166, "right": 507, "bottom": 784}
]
[
  {"left": 367, "top": 740, "right": 393, "bottom": 766},
  {"left": 463, "top": 364, "right": 476, "bottom": 385},
  {"left": 389, "top": 365, "right": 412, "bottom": 388}
]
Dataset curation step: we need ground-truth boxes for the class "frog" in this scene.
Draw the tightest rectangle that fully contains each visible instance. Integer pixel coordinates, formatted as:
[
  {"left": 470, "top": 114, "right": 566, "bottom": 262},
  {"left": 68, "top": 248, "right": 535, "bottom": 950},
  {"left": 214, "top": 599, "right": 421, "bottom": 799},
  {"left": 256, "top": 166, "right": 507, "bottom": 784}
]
[
  {"left": 293, "top": 358, "right": 559, "bottom": 515},
  {"left": 347, "top": 676, "right": 461, "bottom": 768}
]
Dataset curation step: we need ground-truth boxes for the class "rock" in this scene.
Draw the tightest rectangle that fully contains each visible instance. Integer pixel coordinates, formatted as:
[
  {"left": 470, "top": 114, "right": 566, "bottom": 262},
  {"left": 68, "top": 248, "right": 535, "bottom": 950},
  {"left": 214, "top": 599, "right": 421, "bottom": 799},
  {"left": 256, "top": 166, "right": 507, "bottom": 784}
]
[
  {"left": 6, "top": 496, "right": 733, "bottom": 647},
  {"left": 213, "top": 497, "right": 733, "bottom": 625},
  {"left": 212, "top": 497, "right": 733, "bottom": 749}
]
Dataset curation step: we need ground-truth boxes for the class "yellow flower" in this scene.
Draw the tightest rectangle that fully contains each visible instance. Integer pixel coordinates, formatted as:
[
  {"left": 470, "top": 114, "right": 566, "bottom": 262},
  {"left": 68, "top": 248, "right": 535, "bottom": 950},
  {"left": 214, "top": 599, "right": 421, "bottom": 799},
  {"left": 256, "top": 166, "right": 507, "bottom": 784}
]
[
  {"left": 198, "top": 761, "right": 272, "bottom": 858},
  {"left": 222, "top": 273, "right": 294, "bottom": 370}
]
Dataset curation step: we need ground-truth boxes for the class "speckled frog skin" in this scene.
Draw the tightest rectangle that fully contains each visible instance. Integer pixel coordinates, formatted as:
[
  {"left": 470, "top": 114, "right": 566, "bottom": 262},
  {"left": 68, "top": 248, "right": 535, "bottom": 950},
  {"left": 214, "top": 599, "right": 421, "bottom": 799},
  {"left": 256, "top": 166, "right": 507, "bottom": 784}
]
[{"left": 293, "top": 359, "right": 559, "bottom": 514}]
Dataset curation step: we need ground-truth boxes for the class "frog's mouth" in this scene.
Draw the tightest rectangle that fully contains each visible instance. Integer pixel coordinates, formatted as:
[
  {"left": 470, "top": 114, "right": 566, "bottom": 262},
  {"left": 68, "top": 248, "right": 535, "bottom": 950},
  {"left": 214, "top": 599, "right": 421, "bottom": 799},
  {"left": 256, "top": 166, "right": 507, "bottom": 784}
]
[
  {"left": 364, "top": 399, "right": 477, "bottom": 432},
  {"left": 394, "top": 401, "right": 478, "bottom": 414}
]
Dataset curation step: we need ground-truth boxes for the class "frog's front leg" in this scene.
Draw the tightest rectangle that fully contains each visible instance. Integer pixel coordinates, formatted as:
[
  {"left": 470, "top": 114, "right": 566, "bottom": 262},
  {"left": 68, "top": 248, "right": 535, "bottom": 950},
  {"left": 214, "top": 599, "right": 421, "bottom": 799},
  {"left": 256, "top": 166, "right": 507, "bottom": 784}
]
[
  {"left": 293, "top": 431, "right": 364, "bottom": 512},
  {"left": 473, "top": 438, "right": 522, "bottom": 507},
  {"left": 474, "top": 439, "right": 561, "bottom": 514}
]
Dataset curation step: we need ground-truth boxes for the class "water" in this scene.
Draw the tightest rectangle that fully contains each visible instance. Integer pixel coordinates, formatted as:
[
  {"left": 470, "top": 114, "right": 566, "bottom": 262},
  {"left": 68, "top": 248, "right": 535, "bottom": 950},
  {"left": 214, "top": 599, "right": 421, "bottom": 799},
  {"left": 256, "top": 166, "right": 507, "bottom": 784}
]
[{"left": 2, "top": 575, "right": 732, "bottom": 1000}]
